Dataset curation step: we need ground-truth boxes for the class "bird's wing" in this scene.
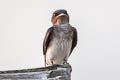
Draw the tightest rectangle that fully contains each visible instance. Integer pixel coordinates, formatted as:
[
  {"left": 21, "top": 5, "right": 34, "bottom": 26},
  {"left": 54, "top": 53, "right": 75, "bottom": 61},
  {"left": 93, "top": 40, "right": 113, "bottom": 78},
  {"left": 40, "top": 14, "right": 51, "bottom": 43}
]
[
  {"left": 43, "top": 27, "right": 54, "bottom": 55},
  {"left": 69, "top": 27, "right": 77, "bottom": 56}
]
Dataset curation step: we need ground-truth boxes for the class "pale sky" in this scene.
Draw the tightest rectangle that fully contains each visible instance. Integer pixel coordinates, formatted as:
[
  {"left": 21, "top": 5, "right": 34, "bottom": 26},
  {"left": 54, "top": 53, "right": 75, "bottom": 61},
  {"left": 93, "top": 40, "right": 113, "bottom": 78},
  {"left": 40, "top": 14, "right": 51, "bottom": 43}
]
[{"left": 0, "top": 0, "right": 120, "bottom": 80}]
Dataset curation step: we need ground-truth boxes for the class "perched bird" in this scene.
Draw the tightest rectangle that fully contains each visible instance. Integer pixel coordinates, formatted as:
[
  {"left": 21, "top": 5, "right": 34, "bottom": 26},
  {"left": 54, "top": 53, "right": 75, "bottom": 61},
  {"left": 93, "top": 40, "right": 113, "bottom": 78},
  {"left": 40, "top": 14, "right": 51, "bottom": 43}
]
[{"left": 43, "top": 9, "right": 77, "bottom": 67}]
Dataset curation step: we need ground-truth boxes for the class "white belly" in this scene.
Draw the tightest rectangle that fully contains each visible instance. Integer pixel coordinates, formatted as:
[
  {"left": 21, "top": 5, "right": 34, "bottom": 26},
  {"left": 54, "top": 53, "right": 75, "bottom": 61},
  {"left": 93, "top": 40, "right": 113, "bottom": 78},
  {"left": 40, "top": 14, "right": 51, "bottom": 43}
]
[{"left": 46, "top": 39, "right": 72, "bottom": 66}]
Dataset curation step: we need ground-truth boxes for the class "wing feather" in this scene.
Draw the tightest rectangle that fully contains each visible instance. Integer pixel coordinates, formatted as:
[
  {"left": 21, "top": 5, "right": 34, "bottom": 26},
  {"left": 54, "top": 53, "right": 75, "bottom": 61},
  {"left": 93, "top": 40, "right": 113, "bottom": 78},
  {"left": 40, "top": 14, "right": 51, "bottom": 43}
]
[
  {"left": 43, "top": 27, "right": 54, "bottom": 55},
  {"left": 69, "top": 27, "right": 77, "bottom": 56}
]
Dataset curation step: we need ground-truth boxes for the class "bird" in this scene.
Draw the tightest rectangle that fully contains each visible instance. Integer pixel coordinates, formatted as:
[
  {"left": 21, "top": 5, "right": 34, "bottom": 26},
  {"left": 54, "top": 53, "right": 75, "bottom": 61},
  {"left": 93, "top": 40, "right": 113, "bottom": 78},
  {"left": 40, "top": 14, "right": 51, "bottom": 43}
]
[{"left": 43, "top": 9, "right": 77, "bottom": 67}]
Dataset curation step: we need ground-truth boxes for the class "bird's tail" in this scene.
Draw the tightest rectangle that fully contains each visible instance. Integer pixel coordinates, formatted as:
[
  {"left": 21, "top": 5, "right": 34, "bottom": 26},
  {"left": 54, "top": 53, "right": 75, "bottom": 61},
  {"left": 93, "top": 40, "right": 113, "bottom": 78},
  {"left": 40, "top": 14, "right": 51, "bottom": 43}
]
[{"left": 44, "top": 55, "right": 46, "bottom": 67}]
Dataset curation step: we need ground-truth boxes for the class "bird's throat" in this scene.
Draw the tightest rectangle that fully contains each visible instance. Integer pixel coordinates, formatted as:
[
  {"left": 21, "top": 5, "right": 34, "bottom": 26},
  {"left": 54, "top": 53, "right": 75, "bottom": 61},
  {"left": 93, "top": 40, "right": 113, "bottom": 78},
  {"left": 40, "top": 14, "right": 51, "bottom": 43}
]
[{"left": 55, "top": 17, "right": 69, "bottom": 25}]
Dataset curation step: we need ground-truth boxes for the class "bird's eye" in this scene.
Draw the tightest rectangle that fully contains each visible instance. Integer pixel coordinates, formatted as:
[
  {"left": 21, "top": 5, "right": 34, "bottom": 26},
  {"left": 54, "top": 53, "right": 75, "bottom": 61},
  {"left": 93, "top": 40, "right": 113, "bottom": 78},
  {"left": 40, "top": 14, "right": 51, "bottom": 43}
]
[
  {"left": 65, "top": 12, "right": 67, "bottom": 15},
  {"left": 54, "top": 13, "right": 59, "bottom": 17}
]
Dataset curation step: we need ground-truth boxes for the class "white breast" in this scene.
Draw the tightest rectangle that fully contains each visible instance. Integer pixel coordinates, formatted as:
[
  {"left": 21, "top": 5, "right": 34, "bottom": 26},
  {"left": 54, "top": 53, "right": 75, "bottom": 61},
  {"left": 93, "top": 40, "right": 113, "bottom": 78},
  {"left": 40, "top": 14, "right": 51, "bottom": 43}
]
[{"left": 46, "top": 39, "right": 72, "bottom": 66}]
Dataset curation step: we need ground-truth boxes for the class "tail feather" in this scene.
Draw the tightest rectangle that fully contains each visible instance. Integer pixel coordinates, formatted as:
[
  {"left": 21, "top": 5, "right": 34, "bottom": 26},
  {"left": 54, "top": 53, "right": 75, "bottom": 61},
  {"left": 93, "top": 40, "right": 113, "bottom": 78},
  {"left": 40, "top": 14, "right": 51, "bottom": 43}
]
[{"left": 44, "top": 55, "right": 46, "bottom": 67}]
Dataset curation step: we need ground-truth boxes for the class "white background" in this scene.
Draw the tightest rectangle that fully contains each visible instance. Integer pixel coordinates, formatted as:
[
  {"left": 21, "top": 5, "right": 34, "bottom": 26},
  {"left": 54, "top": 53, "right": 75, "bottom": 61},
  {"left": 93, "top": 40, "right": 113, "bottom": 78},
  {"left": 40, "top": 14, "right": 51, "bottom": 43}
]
[{"left": 0, "top": 0, "right": 120, "bottom": 80}]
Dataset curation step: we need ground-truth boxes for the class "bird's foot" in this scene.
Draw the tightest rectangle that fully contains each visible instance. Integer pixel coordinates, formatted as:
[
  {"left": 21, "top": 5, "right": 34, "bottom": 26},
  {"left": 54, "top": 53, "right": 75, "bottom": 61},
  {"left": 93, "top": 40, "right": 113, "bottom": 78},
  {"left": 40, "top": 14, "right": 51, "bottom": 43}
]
[{"left": 63, "top": 62, "right": 70, "bottom": 67}]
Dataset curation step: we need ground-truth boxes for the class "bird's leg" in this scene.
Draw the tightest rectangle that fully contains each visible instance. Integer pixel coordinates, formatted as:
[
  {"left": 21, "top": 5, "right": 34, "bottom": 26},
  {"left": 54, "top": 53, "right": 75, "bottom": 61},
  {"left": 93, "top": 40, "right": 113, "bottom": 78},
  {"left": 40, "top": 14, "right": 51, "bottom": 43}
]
[
  {"left": 51, "top": 60, "right": 54, "bottom": 66},
  {"left": 63, "top": 57, "right": 68, "bottom": 64},
  {"left": 50, "top": 58, "right": 54, "bottom": 66},
  {"left": 63, "top": 57, "right": 70, "bottom": 67},
  {"left": 45, "top": 58, "right": 54, "bottom": 67}
]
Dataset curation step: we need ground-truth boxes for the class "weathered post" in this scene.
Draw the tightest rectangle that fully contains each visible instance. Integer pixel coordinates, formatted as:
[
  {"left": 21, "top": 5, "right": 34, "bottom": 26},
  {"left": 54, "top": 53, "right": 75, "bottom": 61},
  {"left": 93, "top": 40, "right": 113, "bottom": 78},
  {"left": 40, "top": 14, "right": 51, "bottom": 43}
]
[{"left": 0, "top": 64, "right": 72, "bottom": 80}]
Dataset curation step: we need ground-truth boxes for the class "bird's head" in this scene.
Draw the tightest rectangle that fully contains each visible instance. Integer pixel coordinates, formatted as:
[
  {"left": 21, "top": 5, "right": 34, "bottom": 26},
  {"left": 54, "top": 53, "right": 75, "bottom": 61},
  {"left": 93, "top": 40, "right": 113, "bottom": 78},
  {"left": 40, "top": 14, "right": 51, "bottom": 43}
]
[{"left": 51, "top": 9, "right": 69, "bottom": 25}]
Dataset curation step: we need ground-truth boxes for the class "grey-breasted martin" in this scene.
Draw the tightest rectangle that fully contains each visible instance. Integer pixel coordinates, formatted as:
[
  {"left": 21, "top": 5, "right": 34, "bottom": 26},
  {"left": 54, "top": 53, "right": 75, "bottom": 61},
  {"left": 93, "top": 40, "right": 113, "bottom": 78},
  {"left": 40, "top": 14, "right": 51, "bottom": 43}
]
[{"left": 43, "top": 9, "right": 77, "bottom": 67}]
